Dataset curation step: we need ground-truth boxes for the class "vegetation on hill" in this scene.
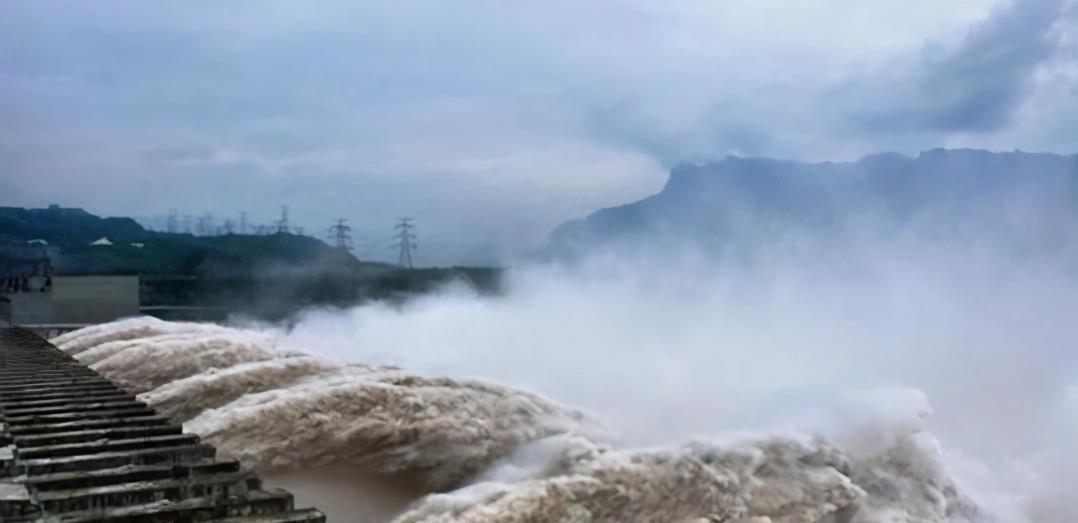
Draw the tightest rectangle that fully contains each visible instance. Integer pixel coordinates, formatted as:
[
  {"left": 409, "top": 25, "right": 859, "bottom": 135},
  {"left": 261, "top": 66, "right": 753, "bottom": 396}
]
[
  {"left": 1, "top": 205, "right": 382, "bottom": 276},
  {"left": 1, "top": 205, "right": 502, "bottom": 320}
]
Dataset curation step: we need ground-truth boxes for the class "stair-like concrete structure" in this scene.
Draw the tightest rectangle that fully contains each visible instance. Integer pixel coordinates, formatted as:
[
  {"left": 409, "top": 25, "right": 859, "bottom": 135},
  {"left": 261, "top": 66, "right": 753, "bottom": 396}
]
[{"left": 0, "top": 327, "right": 326, "bottom": 522}]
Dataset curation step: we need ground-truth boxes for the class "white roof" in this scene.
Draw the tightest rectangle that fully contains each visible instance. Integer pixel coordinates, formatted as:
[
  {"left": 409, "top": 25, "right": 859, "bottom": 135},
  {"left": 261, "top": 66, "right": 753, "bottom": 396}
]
[{"left": 90, "top": 237, "right": 113, "bottom": 246}]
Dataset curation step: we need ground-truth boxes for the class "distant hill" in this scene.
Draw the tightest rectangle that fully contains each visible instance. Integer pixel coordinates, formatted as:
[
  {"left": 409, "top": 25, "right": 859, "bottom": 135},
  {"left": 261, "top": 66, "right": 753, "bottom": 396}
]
[
  {"left": 549, "top": 149, "right": 1078, "bottom": 259},
  {"left": 1, "top": 206, "right": 502, "bottom": 319},
  {"left": 0, "top": 205, "right": 388, "bottom": 276},
  {"left": 0, "top": 206, "right": 147, "bottom": 247}
]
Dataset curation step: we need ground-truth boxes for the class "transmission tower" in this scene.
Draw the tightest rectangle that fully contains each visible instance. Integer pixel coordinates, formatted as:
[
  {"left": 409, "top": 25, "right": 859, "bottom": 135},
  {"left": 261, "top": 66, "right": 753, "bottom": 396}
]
[
  {"left": 196, "top": 213, "right": 215, "bottom": 236},
  {"left": 166, "top": 209, "right": 178, "bottom": 233},
  {"left": 239, "top": 211, "right": 249, "bottom": 235},
  {"left": 275, "top": 206, "right": 290, "bottom": 234},
  {"left": 393, "top": 218, "right": 417, "bottom": 268},
  {"left": 327, "top": 219, "right": 353, "bottom": 251}
]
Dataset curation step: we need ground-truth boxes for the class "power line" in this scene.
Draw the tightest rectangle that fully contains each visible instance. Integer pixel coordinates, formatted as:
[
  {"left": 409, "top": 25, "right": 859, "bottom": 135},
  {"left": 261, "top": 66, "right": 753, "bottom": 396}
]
[
  {"left": 166, "top": 209, "right": 178, "bottom": 234},
  {"left": 327, "top": 219, "right": 353, "bottom": 251},
  {"left": 196, "top": 213, "right": 215, "bottom": 236},
  {"left": 393, "top": 218, "right": 417, "bottom": 268},
  {"left": 274, "top": 205, "right": 290, "bottom": 234}
]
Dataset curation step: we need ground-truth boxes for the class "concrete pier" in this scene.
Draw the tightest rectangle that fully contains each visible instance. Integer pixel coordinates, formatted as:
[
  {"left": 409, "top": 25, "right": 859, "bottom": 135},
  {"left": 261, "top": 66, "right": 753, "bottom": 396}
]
[{"left": 0, "top": 327, "right": 326, "bottom": 522}]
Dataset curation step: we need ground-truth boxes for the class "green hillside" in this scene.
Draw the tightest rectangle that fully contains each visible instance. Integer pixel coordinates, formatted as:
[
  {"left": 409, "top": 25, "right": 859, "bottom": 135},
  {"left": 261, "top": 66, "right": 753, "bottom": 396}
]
[
  {"left": 0, "top": 205, "right": 384, "bottom": 276},
  {"left": 1, "top": 206, "right": 502, "bottom": 319}
]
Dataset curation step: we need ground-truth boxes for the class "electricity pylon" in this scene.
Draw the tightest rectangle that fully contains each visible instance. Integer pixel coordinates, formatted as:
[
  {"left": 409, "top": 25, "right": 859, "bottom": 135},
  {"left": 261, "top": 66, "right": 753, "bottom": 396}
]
[
  {"left": 275, "top": 206, "right": 290, "bottom": 234},
  {"left": 166, "top": 209, "right": 178, "bottom": 233},
  {"left": 328, "top": 219, "right": 353, "bottom": 251},
  {"left": 393, "top": 218, "right": 416, "bottom": 268}
]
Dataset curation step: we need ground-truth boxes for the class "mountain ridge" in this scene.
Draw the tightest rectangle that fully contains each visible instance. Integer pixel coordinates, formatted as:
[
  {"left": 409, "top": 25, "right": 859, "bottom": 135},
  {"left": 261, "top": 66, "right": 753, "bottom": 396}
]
[{"left": 549, "top": 149, "right": 1078, "bottom": 258}]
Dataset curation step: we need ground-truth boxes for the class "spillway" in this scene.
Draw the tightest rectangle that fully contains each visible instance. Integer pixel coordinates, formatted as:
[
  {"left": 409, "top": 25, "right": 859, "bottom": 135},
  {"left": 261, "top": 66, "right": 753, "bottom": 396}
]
[{"left": 0, "top": 327, "right": 326, "bottom": 522}]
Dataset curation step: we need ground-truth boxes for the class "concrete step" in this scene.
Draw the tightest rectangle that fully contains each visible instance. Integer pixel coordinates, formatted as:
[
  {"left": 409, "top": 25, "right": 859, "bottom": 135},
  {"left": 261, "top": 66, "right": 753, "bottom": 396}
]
[
  {"left": 18, "top": 443, "right": 218, "bottom": 476},
  {"left": 36, "top": 470, "right": 259, "bottom": 513},
  {"left": 213, "top": 508, "right": 329, "bottom": 522},
  {"left": 13, "top": 424, "right": 182, "bottom": 447},
  {"left": 2, "top": 399, "right": 148, "bottom": 418},
  {"left": 53, "top": 488, "right": 301, "bottom": 522},
  {"left": 1, "top": 327, "right": 323, "bottom": 522},
  {"left": 5, "top": 415, "right": 170, "bottom": 436},
  {"left": 22, "top": 459, "right": 240, "bottom": 492},
  {"left": 0, "top": 392, "right": 134, "bottom": 410},
  {"left": 0, "top": 378, "right": 116, "bottom": 392},
  {"left": 0, "top": 371, "right": 103, "bottom": 382},
  {"left": 15, "top": 433, "right": 200, "bottom": 460},
  {"left": 0, "top": 480, "right": 34, "bottom": 521},
  {"left": 0, "top": 383, "right": 121, "bottom": 400},
  {"left": 0, "top": 372, "right": 97, "bottom": 382},
  {"left": 2, "top": 406, "right": 158, "bottom": 425},
  {"left": 0, "top": 362, "right": 93, "bottom": 371}
]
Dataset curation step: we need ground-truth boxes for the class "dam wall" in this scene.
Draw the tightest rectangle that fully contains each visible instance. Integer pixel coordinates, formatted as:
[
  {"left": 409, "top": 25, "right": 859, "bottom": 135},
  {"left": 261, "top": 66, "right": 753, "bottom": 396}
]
[{"left": 0, "top": 327, "right": 325, "bottom": 522}]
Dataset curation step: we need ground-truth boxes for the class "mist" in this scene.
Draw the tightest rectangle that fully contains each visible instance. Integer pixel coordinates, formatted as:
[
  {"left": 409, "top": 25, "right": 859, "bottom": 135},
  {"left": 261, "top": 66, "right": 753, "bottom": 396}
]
[
  {"left": 6, "top": 0, "right": 1077, "bottom": 265},
  {"left": 267, "top": 229, "right": 1078, "bottom": 520},
  {"left": 7, "top": 0, "right": 1078, "bottom": 519},
  {"left": 41, "top": 165, "right": 1078, "bottom": 520}
]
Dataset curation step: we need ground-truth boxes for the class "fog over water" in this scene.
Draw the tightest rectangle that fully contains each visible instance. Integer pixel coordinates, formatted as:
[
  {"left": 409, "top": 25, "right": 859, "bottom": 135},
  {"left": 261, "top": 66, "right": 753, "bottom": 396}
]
[
  {"left": 282, "top": 242, "right": 1078, "bottom": 520},
  {"left": 7, "top": 0, "right": 1077, "bottom": 519},
  {"left": 51, "top": 228, "right": 1078, "bottom": 521}
]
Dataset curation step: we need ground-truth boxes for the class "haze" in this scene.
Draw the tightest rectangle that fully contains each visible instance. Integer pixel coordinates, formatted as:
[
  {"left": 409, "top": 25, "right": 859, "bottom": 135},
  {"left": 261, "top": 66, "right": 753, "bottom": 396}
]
[{"left": 3, "top": 0, "right": 1077, "bottom": 263}]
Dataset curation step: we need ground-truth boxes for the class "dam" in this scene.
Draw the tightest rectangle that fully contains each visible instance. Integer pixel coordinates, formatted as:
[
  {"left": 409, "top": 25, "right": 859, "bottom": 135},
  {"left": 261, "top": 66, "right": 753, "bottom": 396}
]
[{"left": 0, "top": 327, "right": 325, "bottom": 522}]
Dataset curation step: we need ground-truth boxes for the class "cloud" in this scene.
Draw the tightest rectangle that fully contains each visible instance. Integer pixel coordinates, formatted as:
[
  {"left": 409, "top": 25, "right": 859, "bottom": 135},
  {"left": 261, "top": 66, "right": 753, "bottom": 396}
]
[
  {"left": 2, "top": 0, "right": 1075, "bottom": 263},
  {"left": 908, "top": 0, "right": 1067, "bottom": 133},
  {"left": 145, "top": 147, "right": 352, "bottom": 174},
  {"left": 850, "top": 0, "right": 1070, "bottom": 136},
  {"left": 919, "top": 0, "right": 1064, "bottom": 130}
]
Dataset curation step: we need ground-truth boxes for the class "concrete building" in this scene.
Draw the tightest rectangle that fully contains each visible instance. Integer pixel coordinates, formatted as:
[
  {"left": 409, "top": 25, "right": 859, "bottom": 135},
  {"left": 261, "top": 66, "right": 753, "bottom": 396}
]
[
  {"left": 0, "top": 245, "right": 139, "bottom": 326},
  {"left": 0, "top": 245, "right": 53, "bottom": 325}
]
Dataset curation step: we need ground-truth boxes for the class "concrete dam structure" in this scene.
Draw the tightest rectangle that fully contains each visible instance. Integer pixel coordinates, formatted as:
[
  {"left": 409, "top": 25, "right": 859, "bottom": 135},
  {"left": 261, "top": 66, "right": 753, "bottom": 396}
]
[{"left": 0, "top": 327, "right": 325, "bottom": 522}]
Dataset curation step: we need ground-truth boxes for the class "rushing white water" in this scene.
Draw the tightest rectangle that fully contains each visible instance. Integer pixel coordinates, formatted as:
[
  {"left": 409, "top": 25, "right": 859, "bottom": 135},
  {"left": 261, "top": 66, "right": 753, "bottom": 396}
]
[
  {"left": 54, "top": 317, "right": 602, "bottom": 492},
  {"left": 51, "top": 223, "right": 1078, "bottom": 523},
  {"left": 275, "top": 248, "right": 1078, "bottom": 522},
  {"left": 54, "top": 308, "right": 1025, "bottom": 522},
  {"left": 52, "top": 317, "right": 234, "bottom": 356},
  {"left": 394, "top": 432, "right": 983, "bottom": 523},
  {"left": 183, "top": 365, "right": 600, "bottom": 488}
]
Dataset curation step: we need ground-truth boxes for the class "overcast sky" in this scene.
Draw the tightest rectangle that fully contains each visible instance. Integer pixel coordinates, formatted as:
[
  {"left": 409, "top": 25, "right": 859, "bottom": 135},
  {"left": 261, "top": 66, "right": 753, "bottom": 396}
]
[{"left": 2, "top": 0, "right": 1076, "bottom": 264}]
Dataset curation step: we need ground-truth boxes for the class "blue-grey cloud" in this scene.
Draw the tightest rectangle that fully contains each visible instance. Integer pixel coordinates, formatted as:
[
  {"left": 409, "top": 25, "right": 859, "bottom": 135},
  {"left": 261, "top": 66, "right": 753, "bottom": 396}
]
[
  {"left": 1, "top": 1, "right": 1076, "bottom": 264},
  {"left": 919, "top": 0, "right": 1064, "bottom": 131},
  {"left": 850, "top": 0, "right": 1069, "bottom": 136}
]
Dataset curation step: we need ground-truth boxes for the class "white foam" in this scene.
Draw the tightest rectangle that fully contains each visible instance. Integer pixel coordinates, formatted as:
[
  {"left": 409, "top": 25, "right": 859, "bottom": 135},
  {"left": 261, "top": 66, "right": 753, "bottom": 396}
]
[
  {"left": 54, "top": 318, "right": 1002, "bottom": 522},
  {"left": 184, "top": 365, "right": 600, "bottom": 489},
  {"left": 90, "top": 329, "right": 296, "bottom": 394}
]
